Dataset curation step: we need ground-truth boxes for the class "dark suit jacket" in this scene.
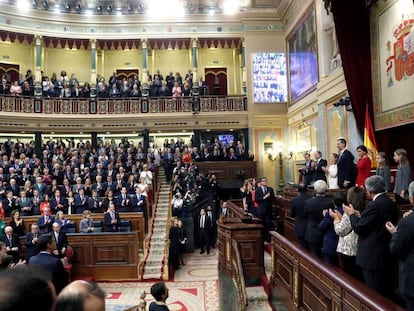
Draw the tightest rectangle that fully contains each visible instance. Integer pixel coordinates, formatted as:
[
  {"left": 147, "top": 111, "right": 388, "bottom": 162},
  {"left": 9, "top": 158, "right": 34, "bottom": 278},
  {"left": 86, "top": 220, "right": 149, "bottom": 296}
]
[
  {"left": 130, "top": 194, "right": 146, "bottom": 213},
  {"left": 389, "top": 213, "right": 414, "bottom": 298},
  {"left": 104, "top": 211, "right": 121, "bottom": 232},
  {"left": 0, "top": 233, "right": 20, "bottom": 251},
  {"left": 254, "top": 186, "right": 275, "bottom": 218},
  {"left": 19, "top": 197, "right": 33, "bottom": 216},
  {"left": 74, "top": 194, "right": 89, "bottom": 214},
  {"left": 25, "top": 232, "right": 40, "bottom": 259},
  {"left": 37, "top": 215, "right": 55, "bottom": 234},
  {"left": 290, "top": 192, "right": 312, "bottom": 239},
  {"left": 29, "top": 252, "right": 68, "bottom": 294},
  {"left": 304, "top": 195, "right": 332, "bottom": 244},
  {"left": 313, "top": 159, "right": 328, "bottom": 182},
  {"left": 302, "top": 160, "right": 314, "bottom": 186},
  {"left": 50, "top": 196, "right": 68, "bottom": 213},
  {"left": 51, "top": 231, "right": 68, "bottom": 257},
  {"left": 149, "top": 302, "right": 170, "bottom": 311},
  {"left": 88, "top": 196, "right": 101, "bottom": 212},
  {"left": 337, "top": 149, "right": 355, "bottom": 188},
  {"left": 350, "top": 193, "right": 398, "bottom": 270}
]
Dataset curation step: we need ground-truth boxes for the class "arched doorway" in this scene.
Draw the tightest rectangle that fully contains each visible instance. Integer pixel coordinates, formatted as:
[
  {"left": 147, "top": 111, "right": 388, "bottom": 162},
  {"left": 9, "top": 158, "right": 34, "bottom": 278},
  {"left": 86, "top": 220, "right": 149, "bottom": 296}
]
[{"left": 204, "top": 68, "right": 227, "bottom": 96}]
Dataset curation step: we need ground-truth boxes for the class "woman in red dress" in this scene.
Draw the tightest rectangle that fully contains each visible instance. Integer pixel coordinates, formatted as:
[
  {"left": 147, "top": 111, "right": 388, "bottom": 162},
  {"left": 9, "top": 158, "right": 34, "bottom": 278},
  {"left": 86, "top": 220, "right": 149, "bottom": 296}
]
[{"left": 356, "top": 145, "right": 372, "bottom": 188}]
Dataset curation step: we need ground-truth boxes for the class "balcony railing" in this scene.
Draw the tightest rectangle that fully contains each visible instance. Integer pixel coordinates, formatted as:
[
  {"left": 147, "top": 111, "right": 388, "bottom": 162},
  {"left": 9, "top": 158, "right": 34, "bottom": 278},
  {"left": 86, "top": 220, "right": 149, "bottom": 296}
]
[{"left": 0, "top": 95, "right": 247, "bottom": 114}]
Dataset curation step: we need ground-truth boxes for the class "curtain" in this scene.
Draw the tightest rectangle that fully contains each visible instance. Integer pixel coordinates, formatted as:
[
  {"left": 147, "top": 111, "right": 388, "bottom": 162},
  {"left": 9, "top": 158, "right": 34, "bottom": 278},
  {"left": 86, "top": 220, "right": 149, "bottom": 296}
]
[{"left": 331, "top": 0, "right": 373, "bottom": 136}]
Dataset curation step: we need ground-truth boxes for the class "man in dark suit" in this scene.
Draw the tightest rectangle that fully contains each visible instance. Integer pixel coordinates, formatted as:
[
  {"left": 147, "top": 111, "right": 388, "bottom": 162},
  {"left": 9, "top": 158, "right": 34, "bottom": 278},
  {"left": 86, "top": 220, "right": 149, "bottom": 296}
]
[
  {"left": 290, "top": 182, "right": 312, "bottom": 249},
  {"left": 336, "top": 137, "right": 355, "bottom": 188},
  {"left": 18, "top": 190, "right": 33, "bottom": 216},
  {"left": 74, "top": 188, "right": 89, "bottom": 214},
  {"left": 304, "top": 180, "right": 332, "bottom": 257},
  {"left": 198, "top": 208, "right": 212, "bottom": 254},
  {"left": 206, "top": 205, "right": 217, "bottom": 247},
  {"left": 300, "top": 153, "right": 314, "bottom": 187},
  {"left": 104, "top": 202, "right": 121, "bottom": 232},
  {"left": 312, "top": 151, "right": 328, "bottom": 183},
  {"left": 254, "top": 176, "right": 275, "bottom": 244},
  {"left": 28, "top": 234, "right": 68, "bottom": 294},
  {"left": 130, "top": 187, "right": 146, "bottom": 213},
  {"left": 386, "top": 181, "right": 414, "bottom": 311},
  {"left": 51, "top": 222, "right": 68, "bottom": 258},
  {"left": 25, "top": 223, "right": 41, "bottom": 260},
  {"left": 116, "top": 187, "right": 131, "bottom": 212},
  {"left": 50, "top": 189, "right": 68, "bottom": 214},
  {"left": 88, "top": 190, "right": 101, "bottom": 213},
  {"left": 37, "top": 206, "right": 54, "bottom": 234},
  {"left": 219, "top": 201, "right": 229, "bottom": 217},
  {"left": 148, "top": 282, "right": 170, "bottom": 311},
  {"left": 345, "top": 175, "right": 398, "bottom": 299},
  {"left": 0, "top": 226, "right": 20, "bottom": 262}
]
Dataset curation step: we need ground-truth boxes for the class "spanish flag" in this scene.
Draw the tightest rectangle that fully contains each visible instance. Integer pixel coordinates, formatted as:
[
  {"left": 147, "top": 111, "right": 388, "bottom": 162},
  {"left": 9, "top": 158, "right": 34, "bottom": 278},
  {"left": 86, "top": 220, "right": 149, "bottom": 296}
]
[{"left": 364, "top": 105, "right": 378, "bottom": 167}]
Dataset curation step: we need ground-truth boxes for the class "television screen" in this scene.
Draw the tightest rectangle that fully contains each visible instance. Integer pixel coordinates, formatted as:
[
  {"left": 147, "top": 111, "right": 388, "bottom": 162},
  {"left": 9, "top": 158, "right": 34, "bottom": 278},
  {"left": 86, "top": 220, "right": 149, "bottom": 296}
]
[
  {"left": 252, "top": 52, "right": 287, "bottom": 103},
  {"left": 218, "top": 134, "right": 234, "bottom": 146}
]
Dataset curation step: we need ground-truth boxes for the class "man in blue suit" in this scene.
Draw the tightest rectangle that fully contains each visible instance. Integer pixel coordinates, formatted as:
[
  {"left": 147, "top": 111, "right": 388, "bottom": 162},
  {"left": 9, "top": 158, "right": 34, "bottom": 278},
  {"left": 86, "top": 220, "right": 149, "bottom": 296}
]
[
  {"left": 336, "top": 137, "right": 355, "bottom": 188},
  {"left": 254, "top": 177, "right": 275, "bottom": 244},
  {"left": 28, "top": 234, "right": 68, "bottom": 294}
]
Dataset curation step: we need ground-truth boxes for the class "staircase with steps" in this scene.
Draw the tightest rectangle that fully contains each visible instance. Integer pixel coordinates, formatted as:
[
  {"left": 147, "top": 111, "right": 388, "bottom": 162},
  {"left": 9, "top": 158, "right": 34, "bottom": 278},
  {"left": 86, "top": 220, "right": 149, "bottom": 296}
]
[{"left": 140, "top": 168, "right": 172, "bottom": 280}]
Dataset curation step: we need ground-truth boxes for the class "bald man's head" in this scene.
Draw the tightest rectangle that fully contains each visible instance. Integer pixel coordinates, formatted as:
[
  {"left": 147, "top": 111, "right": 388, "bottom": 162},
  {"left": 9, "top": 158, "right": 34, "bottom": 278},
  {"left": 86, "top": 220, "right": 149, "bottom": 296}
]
[{"left": 56, "top": 280, "right": 106, "bottom": 311}]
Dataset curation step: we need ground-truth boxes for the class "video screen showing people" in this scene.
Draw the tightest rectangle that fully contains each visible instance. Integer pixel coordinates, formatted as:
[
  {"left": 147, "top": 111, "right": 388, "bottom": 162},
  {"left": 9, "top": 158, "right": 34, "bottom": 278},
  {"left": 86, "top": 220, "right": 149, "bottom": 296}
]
[{"left": 252, "top": 52, "right": 287, "bottom": 103}]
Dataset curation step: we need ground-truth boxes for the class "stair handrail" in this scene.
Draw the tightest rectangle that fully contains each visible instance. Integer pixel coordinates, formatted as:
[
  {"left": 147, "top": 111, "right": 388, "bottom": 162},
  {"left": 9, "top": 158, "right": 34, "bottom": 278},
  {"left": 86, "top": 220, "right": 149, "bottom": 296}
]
[
  {"left": 162, "top": 183, "right": 174, "bottom": 280},
  {"left": 231, "top": 239, "right": 248, "bottom": 311}
]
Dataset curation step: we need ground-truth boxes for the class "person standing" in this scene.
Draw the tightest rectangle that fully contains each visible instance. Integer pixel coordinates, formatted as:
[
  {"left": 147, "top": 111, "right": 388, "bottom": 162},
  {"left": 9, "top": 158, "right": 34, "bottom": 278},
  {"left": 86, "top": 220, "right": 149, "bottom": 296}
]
[
  {"left": 393, "top": 148, "right": 412, "bottom": 199},
  {"left": 345, "top": 175, "right": 398, "bottom": 299},
  {"left": 0, "top": 226, "right": 20, "bottom": 263},
  {"left": 322, "top": 153, "right": 339, "bottom": 189},
  {"left": 290, "top": 182, "right": 312, "bottom": 249},
  {"left": 300, "top": 153, "right": 314, "bottom": 187},
  {"left": 28, "top": 234, "right": 68, "bottom": 294},
  {"left": 355, "top": 145, "right": 372, "bottom": 188},
  {"left": 375, "top": 152, "right": 391, "bottom": 192},
  {"left": 385, "top": 181, "right": 414, "bottom": 311},
  {"left": 254, "top": 177, "right": 275, "bottom": 244},
  {"left": 336, "top": 137, "right": 355, "bottom": 188},
  {"left": 198, "top": 209, "right": 212, "bottom": 255},
  {"left": 104, "top": 202, "right": 120, "bottom": 232},
  {"left": 25, "top": 223, "right": 41, "bottom": 260},
  {"left": 149, "top": 282, "right": 170, "bottom": 311},
  {"left": 312, "top": 151, "right": 327, "bottom": 182},
  {"left": 304, "top": 180, "right": 332, "bottom": 257}
]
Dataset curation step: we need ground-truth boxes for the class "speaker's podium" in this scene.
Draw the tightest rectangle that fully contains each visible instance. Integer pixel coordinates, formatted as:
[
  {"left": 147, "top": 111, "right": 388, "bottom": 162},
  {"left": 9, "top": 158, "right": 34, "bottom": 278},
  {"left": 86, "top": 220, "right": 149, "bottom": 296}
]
[{"left": 217, "top": 217, "right": 264, "bottom": 286}]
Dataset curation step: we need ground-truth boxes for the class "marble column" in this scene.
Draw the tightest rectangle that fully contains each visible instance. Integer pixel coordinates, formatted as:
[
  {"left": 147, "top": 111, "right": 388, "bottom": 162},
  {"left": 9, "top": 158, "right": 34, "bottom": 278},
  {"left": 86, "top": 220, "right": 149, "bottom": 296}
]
[
  {"left": 191, "top": 38, "right": 200, "bottom": 114},
  {"left": 241, "top": 39, "right": 247, "bottom": 95},
  {"left": 141, "top": 39, "right": 149, "bottom": 112},
  {"left": 34, "top": 36, "right": 42, "bottom": 97},
  {"left": 90, "top": 39, "right": 97, "bottom": 98}
]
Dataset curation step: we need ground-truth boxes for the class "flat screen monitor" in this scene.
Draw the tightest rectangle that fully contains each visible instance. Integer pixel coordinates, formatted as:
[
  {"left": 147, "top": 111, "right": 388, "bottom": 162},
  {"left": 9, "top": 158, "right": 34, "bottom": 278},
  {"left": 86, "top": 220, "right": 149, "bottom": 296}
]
[
  {"left": 218, "top": 134, "right": 234, "bottom": 146},
  {"left": 252, "top": 52, "right": 287, "bottom": 103}
]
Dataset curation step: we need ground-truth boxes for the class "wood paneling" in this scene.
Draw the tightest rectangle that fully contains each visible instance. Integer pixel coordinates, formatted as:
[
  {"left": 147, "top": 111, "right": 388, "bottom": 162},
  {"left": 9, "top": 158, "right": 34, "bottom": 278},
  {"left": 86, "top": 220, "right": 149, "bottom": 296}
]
[
  {"left": 270, "top": 232, "right": 405, "bottom": 311},
  {"left": 68, "top": 232, "right": 139, "bottom": 280}
]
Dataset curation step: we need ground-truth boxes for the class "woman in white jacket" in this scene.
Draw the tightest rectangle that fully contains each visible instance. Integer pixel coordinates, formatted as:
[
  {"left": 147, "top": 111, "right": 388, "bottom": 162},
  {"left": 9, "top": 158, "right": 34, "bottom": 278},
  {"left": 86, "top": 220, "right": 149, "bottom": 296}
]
[{"left": 330, "top": 186, "right": 364, "bottom": 280}]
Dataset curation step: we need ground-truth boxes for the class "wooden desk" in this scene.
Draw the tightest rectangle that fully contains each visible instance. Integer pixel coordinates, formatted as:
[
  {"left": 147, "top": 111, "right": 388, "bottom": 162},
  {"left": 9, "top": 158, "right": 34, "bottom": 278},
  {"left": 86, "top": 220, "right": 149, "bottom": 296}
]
[
  {"left": 67, "top": 232, "right": 139, "bottom": 280},
  {"left": 19, "top": 213, "right": 145, "bottom": 249}
]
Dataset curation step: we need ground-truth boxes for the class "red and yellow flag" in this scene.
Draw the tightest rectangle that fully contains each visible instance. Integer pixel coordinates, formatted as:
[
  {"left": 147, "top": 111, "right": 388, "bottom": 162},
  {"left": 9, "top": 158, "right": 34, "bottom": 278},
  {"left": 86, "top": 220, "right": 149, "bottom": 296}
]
[{"left": 364, "top": 105, "right": 378, "bottom": 167}]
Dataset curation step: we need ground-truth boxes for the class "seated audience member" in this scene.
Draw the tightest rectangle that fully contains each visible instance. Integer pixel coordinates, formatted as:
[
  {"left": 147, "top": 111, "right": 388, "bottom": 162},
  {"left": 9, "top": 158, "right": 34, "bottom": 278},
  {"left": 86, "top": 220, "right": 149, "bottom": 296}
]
[
  {"left": 330, "top": 187, "right": 363, "bottom": 280},
  {"left": 0, "top": 226, "right": 20, "bottom": 263},
  {"left": 290, "top": 182, "right": 312, "bottom": 249},
  {"left": 51, "top": 222, "right": 68, "bottom": 258},
  {"left": 38, "top": 206, "right": 55, "bottom": 234},
  {"left": 80, "top": 210, "right": 95, "bottom": 233},
  {"left": 25, "top": 223, "right": 41, "bottom": 260},
  {"left": 104, "top": 202, "right": 120, "bottom": 232},
  {"left": 0, "top": 265, "right": 56, "bottom": 311},
  {"left": 304, "top": 180, "right": 332, "bottom": 257},
  {"left": 344, "top": 175, "right": 398, "bottom": 299},
  {"left": 28, "top": 234, "right": 68, "bottom": 294},
  {"left": 386, "top": 181, "right": 414, "bottom": 311},
  {"left": 56, "top": 280, "right": 106, "bottom": 311},
  {"left": 8, "top": 209, "right": 25, "bottom": 236},
  {"left": 149, "top": 282, "right": 170, "bottom": 311}
]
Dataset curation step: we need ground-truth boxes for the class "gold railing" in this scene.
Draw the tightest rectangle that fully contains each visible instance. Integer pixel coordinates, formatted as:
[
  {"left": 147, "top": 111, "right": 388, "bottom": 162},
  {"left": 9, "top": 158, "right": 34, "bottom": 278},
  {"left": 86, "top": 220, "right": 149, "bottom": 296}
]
[
  {"left": 231, "top": 239, "right": 248, "bottom": 311},
  {"left": 0, "top": 95, "right": 247, "bottom": 114}
]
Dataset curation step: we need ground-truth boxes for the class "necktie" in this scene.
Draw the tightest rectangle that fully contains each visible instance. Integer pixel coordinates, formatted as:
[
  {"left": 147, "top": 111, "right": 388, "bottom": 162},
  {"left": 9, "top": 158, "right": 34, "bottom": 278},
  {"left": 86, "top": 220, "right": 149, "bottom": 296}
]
[
  {"left": 8, "top": 235, "right": 12, "bottom": 246},
  {"left": 200, "top": 215, "right": 205, "bottom": 228},
  {"left": 263, "top": 187, "right": 267, "bottom": 194}
]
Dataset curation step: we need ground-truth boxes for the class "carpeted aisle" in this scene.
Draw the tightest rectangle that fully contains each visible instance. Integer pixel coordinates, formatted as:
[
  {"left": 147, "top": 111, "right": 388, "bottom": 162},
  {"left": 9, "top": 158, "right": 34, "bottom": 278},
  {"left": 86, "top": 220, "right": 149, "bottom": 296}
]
[{"left": 101, "top": 250, "right": 220, "bottom": 311}]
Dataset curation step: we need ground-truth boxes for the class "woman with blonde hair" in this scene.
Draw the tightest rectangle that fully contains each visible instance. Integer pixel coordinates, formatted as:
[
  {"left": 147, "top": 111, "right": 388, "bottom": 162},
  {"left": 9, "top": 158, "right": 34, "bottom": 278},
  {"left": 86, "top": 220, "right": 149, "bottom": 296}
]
[
  {"left": 55, "top": 210, "right": 71, "bottom": 233},
  {"left": 393, "top": 148, "right": 412, "bottom": 198}
]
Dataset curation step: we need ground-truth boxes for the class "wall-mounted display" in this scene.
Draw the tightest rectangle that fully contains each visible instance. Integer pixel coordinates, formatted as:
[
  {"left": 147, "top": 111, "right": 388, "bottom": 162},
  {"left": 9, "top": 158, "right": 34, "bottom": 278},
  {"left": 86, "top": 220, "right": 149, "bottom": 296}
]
[
  {"left": 252, "top": 52, "right": 287, "bottom": 103},
  {"left": 287, "top": 6, "right": 318, "bottom": 103}
]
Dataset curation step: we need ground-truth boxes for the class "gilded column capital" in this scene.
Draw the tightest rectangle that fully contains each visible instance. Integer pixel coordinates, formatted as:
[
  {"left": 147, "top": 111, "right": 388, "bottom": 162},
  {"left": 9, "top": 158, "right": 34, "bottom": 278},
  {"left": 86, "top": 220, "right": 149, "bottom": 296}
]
[
  {"left": 90, "top": 39, "right": 97, "bottom": 49},
  {"left": 142, "top": 38, "right": 148, "bottom": 49},
  {"left": 191, "top": 37, "right": 198, "bottom": 48}
]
